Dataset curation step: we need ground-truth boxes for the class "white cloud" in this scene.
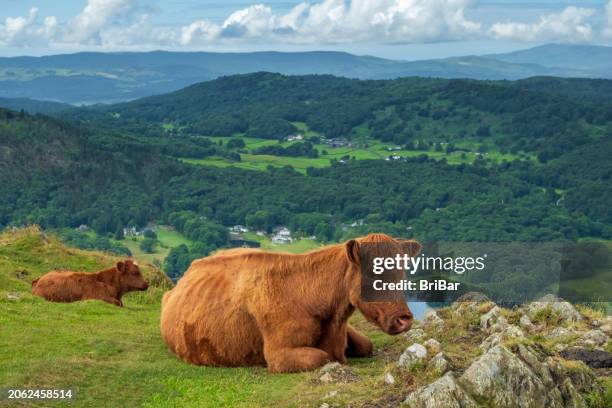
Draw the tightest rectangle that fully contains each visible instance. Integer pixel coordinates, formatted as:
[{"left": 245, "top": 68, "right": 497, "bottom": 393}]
[
  {"left": 489, "top": 6, "right": 595, "bottom": 42},
  {"left": 0, "top": 8, "right": 57, "bottom": 46},
  {"left": 180, "top": 0, "right": 482, "bottom": 45},
  {"left": 65, "top": 0, "right": 140, "bottom": 44},
  {"left": 2, "top": 0, "right": 612, "bottom": 50}
]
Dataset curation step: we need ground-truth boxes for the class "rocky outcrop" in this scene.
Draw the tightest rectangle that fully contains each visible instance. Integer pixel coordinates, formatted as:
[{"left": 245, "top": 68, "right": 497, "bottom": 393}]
[
  {"left": 398, "top": 343, "right": 427, "bottom": 369},
  {"left": 526, "top": 294, "right": 583, "bottom": 323},
  {"left": 394, "top": 296, "right": 608, "bottom": 408},
  {"left": 404, "top": 373, "right": 478, "bottom": 408},
  {"left": 460, "top": 345, "right": 563, "bottom": 408}
]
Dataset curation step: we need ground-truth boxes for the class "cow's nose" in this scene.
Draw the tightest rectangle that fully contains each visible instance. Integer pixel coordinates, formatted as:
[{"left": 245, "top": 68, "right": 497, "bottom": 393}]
[{"left": 394, "top": 314, "right": 413, "bottom": 332}]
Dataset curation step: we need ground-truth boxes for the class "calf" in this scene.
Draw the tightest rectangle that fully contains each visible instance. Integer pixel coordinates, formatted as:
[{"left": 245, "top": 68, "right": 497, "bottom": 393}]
[
  {"left": 32, "top": 260, "right": 149, "bottom": 306},
  {"left": 161, "top": 233, "right": 421, "bottom": 373}
]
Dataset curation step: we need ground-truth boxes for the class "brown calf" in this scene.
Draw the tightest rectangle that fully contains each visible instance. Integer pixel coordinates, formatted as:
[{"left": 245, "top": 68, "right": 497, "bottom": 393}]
[
  {"left": 160, "top": 233, "right": 421, "bottom": 373},
  {"left": 32, "top": 260, "right": 149, "bottom": 306}
]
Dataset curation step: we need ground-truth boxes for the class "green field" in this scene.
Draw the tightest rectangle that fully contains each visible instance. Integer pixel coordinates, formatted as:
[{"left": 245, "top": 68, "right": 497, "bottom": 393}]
[
  {"left": 182, "top": 123, "right": 533, "bottom": 173},
  {"left": 118, "top": 226, "right": 193, "bottom": 265}
]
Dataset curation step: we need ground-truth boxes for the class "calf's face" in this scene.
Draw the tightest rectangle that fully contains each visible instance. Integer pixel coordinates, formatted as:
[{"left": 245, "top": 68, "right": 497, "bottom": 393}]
[
  {"left": 117, "top": 260, "right": 149, "bottom": 291},
  {"left": 346, "top": 235, "right": 420, "bottom": 335}
]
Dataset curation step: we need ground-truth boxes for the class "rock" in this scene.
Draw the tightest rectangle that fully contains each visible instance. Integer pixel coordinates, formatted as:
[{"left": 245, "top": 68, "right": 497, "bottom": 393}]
[
  {"left": 480, "top": 306, "right": 507, "bottom": 332},
  {"left": 319, "top": 403, "right": 330, "bottom": 408},
  {"left": 6, "top": 292, "right": 21, "bottom": 301},
  {"left": 560, "top": 347, "right": 612, "bottom": 369},
  {"left": 515, "top": 344, "right": 560, "bottom": 393},
  {"left": 559, "top": 378, "right": 587, "bottom": 408},
  {"left": 405, "top": 328, "right": 425, "bottom": 342},
  {"left": 317, "top": 362, "right": 360, "bottom": 383},
  {"left": 454, "top": 291, "right": 491, "bottom": 303},
  {"left": 384, "top": 372, "right": 396, "bottom": 385},
  {"left": 526, "top": 294, "right": 583, "bottom": 323},
  {"left": 404, "top": 372, "right": 478, "bottom": 408},
  {"left": 460, "top": 345, "right": 563, "bottom": 408},
  {"left": 398, "top": 343, "right": 427, "bottom": 369},
  {"left": 576, "top": 329, "right": 608, "bottom": 347},
  {"left": 428, "top": 352, "right": 450, "bottom": 375},
  {"left": 546, "top": 356, "right": 600, "bottom": 395},
  {"left": 451, "top": 292, "right": 493, "bottom": 314},
  {"left": 319, "top": 373, "right": 333, "bottom": 383},
  {"left": 319, "top": 362, "right": 342, "bottom": 374},
  {"left": 600, "top": 322, "right": 612, "bottom": 337},
  {"left": 424, "top": 338, "right": 442, "bottom": 355},
  {"left": 548, "top": 327, "right": 576, "bottom": 340},
  {"left": 479, "top": 325, "right": 524, "bottom": 351},
  {"left": 422, "top": 310, "right": 445, "bottom": 330},
  {"left": 519, "top": 314, "right": 535, "bottom": 331}
]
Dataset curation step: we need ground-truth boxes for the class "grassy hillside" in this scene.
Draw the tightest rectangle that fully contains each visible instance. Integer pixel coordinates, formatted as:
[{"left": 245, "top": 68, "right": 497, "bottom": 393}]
[{"left": 0, "top": 227, "right": 410, "bottom": 407}]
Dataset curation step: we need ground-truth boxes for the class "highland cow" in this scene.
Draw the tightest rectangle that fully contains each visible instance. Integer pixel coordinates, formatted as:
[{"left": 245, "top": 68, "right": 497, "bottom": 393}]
[
  {"left": 32, "top": 260, "right": 149, "bottom": 306},
  {"left": 160, "top": 234, "right": 420, "bottom": 373}
]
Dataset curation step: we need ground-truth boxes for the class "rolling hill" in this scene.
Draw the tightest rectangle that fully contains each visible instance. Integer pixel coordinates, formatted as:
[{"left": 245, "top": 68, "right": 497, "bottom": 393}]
[{"left": 1, "top": 44, "right": 611, "bottom": 104}]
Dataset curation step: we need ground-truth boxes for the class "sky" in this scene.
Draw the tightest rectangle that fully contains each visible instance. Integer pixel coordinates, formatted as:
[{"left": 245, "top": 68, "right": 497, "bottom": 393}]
[{"left": 1, "top": 0, "right": 611, "bottom": 59}]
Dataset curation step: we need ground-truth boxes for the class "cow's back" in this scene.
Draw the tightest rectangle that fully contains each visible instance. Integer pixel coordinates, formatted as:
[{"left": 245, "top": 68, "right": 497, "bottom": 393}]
[
  {"left": 160, "top": 253, "right": 265, "bottom": 366},
  {"left": 32, "top": 271, "right": 90, "bottom": 302}
]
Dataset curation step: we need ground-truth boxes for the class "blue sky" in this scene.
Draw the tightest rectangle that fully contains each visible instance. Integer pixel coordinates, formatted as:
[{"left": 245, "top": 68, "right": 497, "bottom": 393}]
[{"left": 1, "top": 0, "right": 611, "bottom": 58}]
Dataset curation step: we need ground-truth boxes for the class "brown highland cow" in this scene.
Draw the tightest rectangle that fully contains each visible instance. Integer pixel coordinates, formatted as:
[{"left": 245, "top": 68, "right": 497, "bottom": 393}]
[
  {"left": 160, "top": 234, "right": 421, "bottom": 373},
  {"left": 32, "top": 260, "right": 149, "bottom": 306}
]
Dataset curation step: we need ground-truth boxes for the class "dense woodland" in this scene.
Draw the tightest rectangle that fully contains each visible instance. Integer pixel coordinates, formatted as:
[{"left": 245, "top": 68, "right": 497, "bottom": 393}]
[{"left": 1, "top": 73, "right": 611, "bottom": 277}]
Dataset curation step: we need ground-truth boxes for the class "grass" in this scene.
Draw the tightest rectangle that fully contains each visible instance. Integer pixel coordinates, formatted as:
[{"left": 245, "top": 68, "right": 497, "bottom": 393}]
[
  {"left": 181, "top": 130, "right": 535, "bottom": 173},
  {"left": 117, "top": 226, "right": 193, "bottom": 265}
]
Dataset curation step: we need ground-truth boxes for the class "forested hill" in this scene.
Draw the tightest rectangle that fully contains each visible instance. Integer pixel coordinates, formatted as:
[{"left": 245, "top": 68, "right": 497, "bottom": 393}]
[
  {"left": 1, "top": 98, "right": 611, "bottom": 250},
  {"left": 65, "top": 73, "right": 612, "bottom": 162}
]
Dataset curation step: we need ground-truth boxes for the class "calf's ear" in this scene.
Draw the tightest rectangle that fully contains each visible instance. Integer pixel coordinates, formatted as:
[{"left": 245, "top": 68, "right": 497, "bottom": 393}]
[
  {"left": 346, "top": 239, "right": 360, "bottom": 264},
  {"left": 401, "top": 240, "right": 422, "bottom": 257},
  {"left": 116, "top": 261, "right": 126, "bottom": 273}
]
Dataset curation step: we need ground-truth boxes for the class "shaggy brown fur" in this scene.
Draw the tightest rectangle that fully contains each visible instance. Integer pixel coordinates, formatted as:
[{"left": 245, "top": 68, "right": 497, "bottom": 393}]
[
  {"left": 160, "top": 234, "right": 421, "bottom": 373},
  {"left": 32, "top": 260, "right": 149, "bottom": 306}
]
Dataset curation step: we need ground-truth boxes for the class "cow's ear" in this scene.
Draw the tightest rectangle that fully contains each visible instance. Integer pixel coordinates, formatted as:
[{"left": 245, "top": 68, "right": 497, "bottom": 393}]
[
  {"left": 346, "top": 239, "right": 360, "bottom": 265},
  {"left": 116, "top": 261, "right": 126, "bottom": 273},
  {"left": 401, "top": 240, "right": 422, "bottom": 257}
]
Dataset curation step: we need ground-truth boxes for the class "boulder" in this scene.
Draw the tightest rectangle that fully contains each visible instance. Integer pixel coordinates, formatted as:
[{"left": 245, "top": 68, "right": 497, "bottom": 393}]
[
  {"left": 519, "top": 314, "right": 535, "bottom": 331},
  {"left": 404, "top": 372, "right": 478, "bottom": 408},
  {"left": 576, "top": 329, "right": 608, "bottom": 347},
  {"left": 422, "top": 310, "right": 445, "bottom": 330},
  {"left": 548, "top": 327, "right": 577, "bottom": 340},
  {"left": 405, "top": 328, "right": 425, "bottom": 342},
  {"left": 559, "top": 378, "right": 587, "bottom": 408},
  {"left": 480, "top": 306, "right": 507, "bottom": 332},
  {"left": 428, "top": 352, "right": 450, "bottom": 375},
  {"left": 384, "top": 372, "right": 396, "bottom": 385},
  {"left": 398, "top": 343, "right": 427, "bottom": 370},
  {"left": 451, "top": 292, "right": 493, "bottom": 314},
  {"left": 424, "top": 338, "right": 442, "bottom": 355},
  {"left": 460, "top": 345, "right": 563, "bottom": 408},
  {"left": 479, "top": 325, "right": 524, "bottom": 351},
  {"left": 526, "top": 294, "right": 583, "bottom": 323},
  {"left": 559, "top": 347, "right": 612, "bottom": 369}
]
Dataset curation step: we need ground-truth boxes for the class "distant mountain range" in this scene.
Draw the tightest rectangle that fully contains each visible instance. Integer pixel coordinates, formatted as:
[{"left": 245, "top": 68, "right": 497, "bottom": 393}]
[{"left": 0, "top": 44, "right": 611, "bottom": 104}]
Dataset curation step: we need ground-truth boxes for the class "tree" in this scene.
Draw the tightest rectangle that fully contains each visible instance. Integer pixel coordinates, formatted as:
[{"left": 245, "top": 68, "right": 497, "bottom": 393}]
[{"left": 140, "top": 238, "right": 157, "bottom": 254}]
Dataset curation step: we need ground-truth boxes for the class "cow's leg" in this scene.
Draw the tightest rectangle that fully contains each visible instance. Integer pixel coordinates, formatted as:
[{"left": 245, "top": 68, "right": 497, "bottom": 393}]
[
  {"left": 317, "top": 321, "right": 348, "bottom": 364},
  {"left": 264, "top": 345, "right": 331, "bottom": 373},
  {"left": 260, "top": 320, "right": 331, "bottom": 373},
  {"left": 345, "top": 325, "right": 373, "bottom": 358},
  {"left": 97, "top": 296, "right": 122, "bottom": 307}
]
